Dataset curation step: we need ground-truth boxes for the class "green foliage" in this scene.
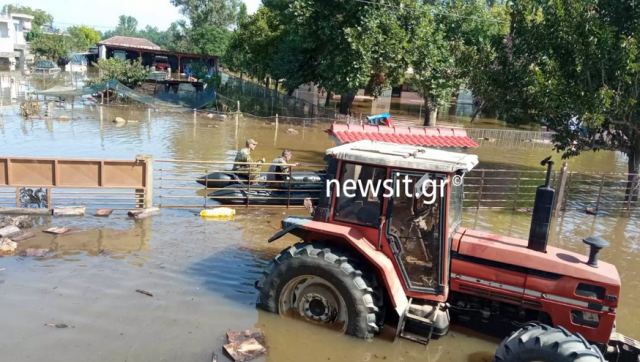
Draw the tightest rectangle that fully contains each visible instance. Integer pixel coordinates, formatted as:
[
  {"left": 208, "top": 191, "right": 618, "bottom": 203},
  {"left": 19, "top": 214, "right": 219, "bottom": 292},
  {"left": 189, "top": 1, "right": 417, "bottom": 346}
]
[
  {"left": 227, "top": 0, "right": 413, "bottom": 106},
  {"left": 89, "top": 58, "right": 149, "bottom": 88},
  {"left": 67, "top": 25, "right": 101, "bottom": 51},
  {"left": 224, "top": 7, "right": 280, "bottom": 82},
  {"left": 171, "top": 0, "right": 243, "bottom": 29},
  {"left": 185, "top": 25, "right": 231, "bottom": 56},
  {"left": 407, "top": 4, "right": 462, "bottom": 124},
  {"left": 168, "top": 0, "right": 241, "bottom": 55},
  {"left": 103, "top": 15, "right": 139, "bottom": 38},
  {"left": 461, "top": 0, "right": 640, "bottom": 198},
  {"left": 31, "top": 33, "right": 68, "bottom": 61}
]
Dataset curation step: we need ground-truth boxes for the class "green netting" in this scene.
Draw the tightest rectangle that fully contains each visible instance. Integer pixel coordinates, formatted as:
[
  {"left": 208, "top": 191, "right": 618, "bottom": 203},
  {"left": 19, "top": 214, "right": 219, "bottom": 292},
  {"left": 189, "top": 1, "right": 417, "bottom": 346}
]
[{"left": 34, "top": 79, "right": 217, "bottom": 110}]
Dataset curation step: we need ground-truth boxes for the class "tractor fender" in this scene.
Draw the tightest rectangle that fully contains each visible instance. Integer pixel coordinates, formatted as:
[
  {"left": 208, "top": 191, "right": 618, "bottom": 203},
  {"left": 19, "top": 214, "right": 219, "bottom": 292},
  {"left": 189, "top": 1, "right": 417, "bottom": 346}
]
[{"left": 267, "top": 216, "right": 409, "bottom": 316}]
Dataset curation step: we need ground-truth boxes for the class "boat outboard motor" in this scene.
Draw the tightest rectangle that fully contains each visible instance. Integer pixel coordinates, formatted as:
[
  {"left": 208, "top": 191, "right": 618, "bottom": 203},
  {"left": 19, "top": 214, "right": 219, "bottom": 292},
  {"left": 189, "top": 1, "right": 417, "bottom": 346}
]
[{"left": 528, "top": 156, "right": 555, "bottom": 252}]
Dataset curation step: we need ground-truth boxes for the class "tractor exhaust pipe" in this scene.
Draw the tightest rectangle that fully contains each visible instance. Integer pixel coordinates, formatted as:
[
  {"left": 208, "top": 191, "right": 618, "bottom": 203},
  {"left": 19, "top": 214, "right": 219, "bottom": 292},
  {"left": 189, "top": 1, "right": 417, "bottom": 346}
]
[{"left": 528, "top": 157, "right": 556, "bottom": 253}]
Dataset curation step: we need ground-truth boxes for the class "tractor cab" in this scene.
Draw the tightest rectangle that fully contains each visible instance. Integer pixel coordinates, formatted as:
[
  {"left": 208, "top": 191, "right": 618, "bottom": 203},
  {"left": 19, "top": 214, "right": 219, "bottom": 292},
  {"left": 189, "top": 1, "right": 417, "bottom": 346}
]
[{"left": 321, "top": 140, "right": 478, "bottom": 302}]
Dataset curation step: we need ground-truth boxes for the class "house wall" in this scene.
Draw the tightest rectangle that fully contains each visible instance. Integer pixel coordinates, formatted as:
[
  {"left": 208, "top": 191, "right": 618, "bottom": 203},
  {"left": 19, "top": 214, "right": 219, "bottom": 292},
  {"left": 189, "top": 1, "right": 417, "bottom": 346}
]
[{"left": 0, "top": 19, "right": 14, "bottom": 55}]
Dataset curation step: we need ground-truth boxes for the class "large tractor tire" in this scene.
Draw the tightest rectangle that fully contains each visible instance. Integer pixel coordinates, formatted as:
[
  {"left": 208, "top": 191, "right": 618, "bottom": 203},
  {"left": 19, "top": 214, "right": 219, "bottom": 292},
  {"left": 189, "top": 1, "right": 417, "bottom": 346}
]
[
  {"left": 494, "top": 323, "right": 605, "bottom": 362},
  {"left": 257, "top": 242, "right": 381, "bottom": 339}
]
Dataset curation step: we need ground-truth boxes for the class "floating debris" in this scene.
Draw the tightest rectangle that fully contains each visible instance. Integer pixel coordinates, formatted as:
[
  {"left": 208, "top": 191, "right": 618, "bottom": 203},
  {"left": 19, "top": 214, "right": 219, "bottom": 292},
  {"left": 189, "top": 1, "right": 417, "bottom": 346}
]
[
  {"left": 10, "top": 215, "right": 34, "bottom": 229},
  {"left": 44, "top": 323, "right": 69, "bottom": 329},
  {"left": 43, "top": 227, "right": 70, "bottom": 235},
  {"left": 223, "top": 328, "right": 267, "bottom": 362},
  {"left": 21, "top": 248, "right": 51, "bottom": 257},
  {"left": 95, "top": 208, "right": 113, "bottom": 217},
  {"left": 0, "top": 225, "right": 20, "bottom": 238},
  {"left": 113, "top": 117, "right": 126, "bottom": 124},
  {"left": 223, "top": 338, "right": 266, "bottom": 362},
  {"left": 135, "top": 289, "right": 154, "bottom": 297},
  {"left": 20, "top": 99, "right": 41, "bottom": 118},
  {"left": 200, "top": 207, "right": 235, "bottom": 220},
  {"left": 52, "top": 206, "right": 86, "bottom": 216},
  {"left": 128, "top": 207, "right": 160, "bottom": 220},
  {"left": 0, "top": 238, "right": 17, "bottom": 254}
]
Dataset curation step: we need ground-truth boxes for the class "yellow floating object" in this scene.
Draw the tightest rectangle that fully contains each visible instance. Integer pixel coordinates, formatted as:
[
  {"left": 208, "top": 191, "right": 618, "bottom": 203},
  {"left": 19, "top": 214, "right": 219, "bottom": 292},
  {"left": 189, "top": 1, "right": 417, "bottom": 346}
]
[{"left": 200, "top": 207, "right": 236, "bottom": 220}]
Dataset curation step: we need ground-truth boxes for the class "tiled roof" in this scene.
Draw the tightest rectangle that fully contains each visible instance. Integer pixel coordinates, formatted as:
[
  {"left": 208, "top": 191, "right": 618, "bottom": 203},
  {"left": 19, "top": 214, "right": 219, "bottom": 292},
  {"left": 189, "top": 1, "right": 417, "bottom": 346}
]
[
  {"left": 328, "top": 123, "right": 479, "bottom": 148},
  {"left": 98, "top": 36, "right": 161, "bottom": 51}
]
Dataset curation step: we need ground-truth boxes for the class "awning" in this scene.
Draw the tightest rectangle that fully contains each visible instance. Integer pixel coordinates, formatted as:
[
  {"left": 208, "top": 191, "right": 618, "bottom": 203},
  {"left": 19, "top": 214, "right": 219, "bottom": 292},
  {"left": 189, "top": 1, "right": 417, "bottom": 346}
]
[{"left": 328, "top": 123, "right": 479, "bottom": 148}]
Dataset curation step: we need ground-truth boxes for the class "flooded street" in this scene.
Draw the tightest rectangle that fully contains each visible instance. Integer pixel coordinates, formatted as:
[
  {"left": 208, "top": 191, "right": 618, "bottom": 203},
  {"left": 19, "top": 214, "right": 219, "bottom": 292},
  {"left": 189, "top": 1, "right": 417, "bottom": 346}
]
[{"left": 0, "top": 104, "right": 639, "bottom": 361}]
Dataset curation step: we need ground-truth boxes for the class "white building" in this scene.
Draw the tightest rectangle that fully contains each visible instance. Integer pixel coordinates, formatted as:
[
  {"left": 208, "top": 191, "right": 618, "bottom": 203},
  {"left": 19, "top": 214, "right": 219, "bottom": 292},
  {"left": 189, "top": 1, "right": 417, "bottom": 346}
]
[{"left": 0, "top": 13, "right": 33, "bottom": 71}]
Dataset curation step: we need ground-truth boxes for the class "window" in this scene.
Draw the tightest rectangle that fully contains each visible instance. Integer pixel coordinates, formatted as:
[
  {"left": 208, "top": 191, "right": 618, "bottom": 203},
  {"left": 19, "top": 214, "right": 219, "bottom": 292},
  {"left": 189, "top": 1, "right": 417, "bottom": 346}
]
[
  {"left": 0, "top": 23, "right": 9, "bottom": 38},
  {"left": 333, "top": 163, "right": 385, "bottom": 228},
  {"left": 386, "top": 172, "right": 445, "bottom": 292}
]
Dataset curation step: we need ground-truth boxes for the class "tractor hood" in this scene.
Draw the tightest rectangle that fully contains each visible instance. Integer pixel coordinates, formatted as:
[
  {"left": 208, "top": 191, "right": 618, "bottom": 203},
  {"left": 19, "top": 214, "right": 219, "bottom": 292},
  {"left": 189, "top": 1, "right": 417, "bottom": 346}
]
[{"left": 453, "top": 228, "right": 620, "bottom": 287}]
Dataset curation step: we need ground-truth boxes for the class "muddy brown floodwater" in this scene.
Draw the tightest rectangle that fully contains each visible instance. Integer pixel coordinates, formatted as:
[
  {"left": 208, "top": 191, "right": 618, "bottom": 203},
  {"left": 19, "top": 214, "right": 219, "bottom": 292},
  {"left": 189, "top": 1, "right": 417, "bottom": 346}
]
[{"left": 0, "top": 104, "right": 638, "bottom": 362}]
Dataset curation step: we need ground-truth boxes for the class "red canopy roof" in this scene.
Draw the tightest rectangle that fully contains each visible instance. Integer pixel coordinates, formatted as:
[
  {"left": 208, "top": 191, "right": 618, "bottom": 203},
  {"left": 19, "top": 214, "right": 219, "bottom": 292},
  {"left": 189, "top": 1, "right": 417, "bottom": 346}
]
[{"left": 328, "top": 123, "right": 479, "bottom": 148}]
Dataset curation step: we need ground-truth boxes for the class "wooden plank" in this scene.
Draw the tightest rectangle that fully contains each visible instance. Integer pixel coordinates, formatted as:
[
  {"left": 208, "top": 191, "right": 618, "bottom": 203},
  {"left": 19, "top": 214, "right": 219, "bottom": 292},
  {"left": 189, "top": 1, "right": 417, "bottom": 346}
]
[
  {"left": 8, "top": 159, "right": 55, "bottom": 186},
  {"left": 0, "top": 159, "right": 7, "bottom": 186}
]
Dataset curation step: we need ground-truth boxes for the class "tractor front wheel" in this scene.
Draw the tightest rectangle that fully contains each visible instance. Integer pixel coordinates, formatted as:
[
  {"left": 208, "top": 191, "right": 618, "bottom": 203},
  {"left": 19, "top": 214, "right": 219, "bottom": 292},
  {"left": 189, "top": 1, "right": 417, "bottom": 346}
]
[
  {"left": 257, "top": 242, "right": 381, "bottom": 339},
  {"left": 494, "top": 323, "right": 605, "bottom": 362}
]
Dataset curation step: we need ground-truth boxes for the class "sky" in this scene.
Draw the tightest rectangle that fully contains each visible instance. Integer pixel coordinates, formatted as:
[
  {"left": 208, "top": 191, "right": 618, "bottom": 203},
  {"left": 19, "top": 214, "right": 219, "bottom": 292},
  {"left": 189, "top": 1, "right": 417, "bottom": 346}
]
[{"left": 6, "top": 0, "right": 262, "bottom": 31}]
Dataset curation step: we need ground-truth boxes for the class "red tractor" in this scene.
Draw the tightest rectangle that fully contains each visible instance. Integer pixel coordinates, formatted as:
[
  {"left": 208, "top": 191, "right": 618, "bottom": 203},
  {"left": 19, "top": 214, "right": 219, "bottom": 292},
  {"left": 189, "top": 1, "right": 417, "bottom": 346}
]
[{"left": 257, "top": 140, "right": 640, "bottom": 361}]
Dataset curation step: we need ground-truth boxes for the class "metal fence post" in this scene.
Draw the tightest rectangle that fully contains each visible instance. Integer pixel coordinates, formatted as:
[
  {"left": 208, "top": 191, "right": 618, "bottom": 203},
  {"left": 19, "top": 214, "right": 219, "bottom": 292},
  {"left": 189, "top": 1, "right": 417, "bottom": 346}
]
[
  {"left": 274, "top": 114, "right": 279, "bottom": 146},
  {"left": 594, "top": 173, "right": 606, "bottom": 213},
  {"left": 512, "top": 171, "right": 521, "bottom": 210},
  {"left": 136, "top": 154, "right": 154, "bottom": 208},
  {"left": 476, "top": 170, "right": 485, "bottom": 211},
  {"left": 234, "top": 112, "right": 239, "bottom": 149},
  {"left": 553, "top": 162, "right": 568, "bottom": 215}
]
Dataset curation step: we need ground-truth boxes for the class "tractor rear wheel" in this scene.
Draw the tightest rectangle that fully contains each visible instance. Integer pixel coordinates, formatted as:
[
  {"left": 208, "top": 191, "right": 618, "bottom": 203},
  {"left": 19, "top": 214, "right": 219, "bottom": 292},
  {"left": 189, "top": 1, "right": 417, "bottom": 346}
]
[
  {"left": 494, "top": 323, "right": 605, "bottom": 362},
  {"left": 257, "top": 242, "right": 381, "bottom": 339}
]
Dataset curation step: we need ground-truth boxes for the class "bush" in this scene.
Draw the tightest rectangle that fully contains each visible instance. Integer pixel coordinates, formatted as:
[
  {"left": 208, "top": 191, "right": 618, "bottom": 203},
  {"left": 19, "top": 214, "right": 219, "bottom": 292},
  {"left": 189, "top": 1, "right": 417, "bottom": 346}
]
[{"left": 89, "top": 58, "right": 149, "bottom": 88}]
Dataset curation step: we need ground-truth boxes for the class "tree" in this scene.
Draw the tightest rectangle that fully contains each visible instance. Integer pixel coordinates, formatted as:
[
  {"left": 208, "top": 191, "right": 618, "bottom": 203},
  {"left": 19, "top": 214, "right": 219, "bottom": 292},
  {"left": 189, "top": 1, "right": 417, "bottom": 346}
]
[
  {"left": 224, "top": 7, "right": 280, "bottom": 83},
  {"left": 408, "top": 4, "right": 463, "bottom": 126},
  {"left": 171, "top": 0, "right": 243, "bottom": 29},
  {"left": 138, "top": 25, "right": 171, "bottom": 49},
  {"left": 89, "top": 58, "right": 149, "bottom": 88},
  {"left": 236, "top": 3, "right": 248, "bottom": 26},
  {"left": 240, "top": 0, "right": 413, "bottom": 114},
  {"left": 442, "top": 1, "right": 510, "bottom": 122},
  {"left": 492, "top": 0, "right": 640, "bottom": 201},
  {"left": 104, "top": 15, "right": 139, "bottom": 38},
  {"left": 67, "top": 25, "right": 101, "bottom": 51},
  {"left": 186, "top": 26, "right": 231, "bottom": 57},
  {"left": 31, "top": 33, "right": 68, "bottom": 61},
  {"left": 170, "top": 0, "right": 242, "bottom": 55}
]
